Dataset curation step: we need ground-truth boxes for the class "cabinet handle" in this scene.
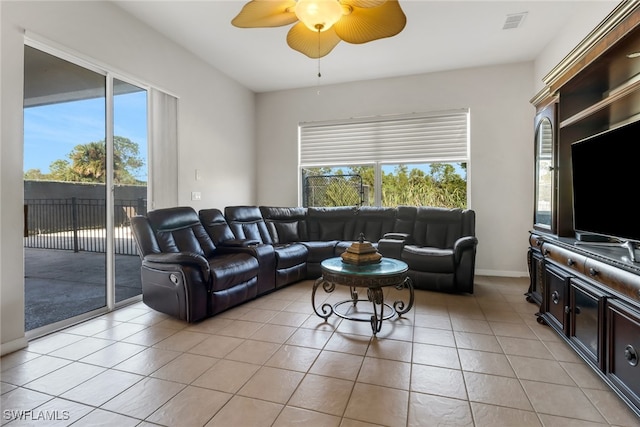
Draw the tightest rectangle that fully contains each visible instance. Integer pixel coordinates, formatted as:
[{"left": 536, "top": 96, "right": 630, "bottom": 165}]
[
  {"left": 567, "top": 258, "right": 575, "bottom": 266},
  {"left": 574, "top": 306, "right": 581, "bottom": 315},
  {"left": 552, "top": 291, "right": 560, "bottom": 305},
  {"left": 564, "top": 306, "right": 571, "bottom": 314},
  {"left": 624, "top": 345, "right": 638, "bottom": 367},
  {"left": 589, "top": 267, "right": 598, "bottom": 276}
]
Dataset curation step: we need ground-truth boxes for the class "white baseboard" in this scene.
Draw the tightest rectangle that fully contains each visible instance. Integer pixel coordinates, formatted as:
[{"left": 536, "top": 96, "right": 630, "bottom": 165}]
[
  {"left": 1, "top": 336, "right": 28, "bottom": 356},
  {"left": 476, "top": 269, "right": 529, "bottom": 278}
]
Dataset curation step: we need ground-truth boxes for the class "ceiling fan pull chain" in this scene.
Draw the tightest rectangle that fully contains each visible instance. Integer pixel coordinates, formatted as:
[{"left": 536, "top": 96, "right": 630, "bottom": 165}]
[
  {"left": 317, "top": 28, "right": 322, "bottom": 78},
  {"left": 316, "top": 29, "right": 322, "bottom": 95}
]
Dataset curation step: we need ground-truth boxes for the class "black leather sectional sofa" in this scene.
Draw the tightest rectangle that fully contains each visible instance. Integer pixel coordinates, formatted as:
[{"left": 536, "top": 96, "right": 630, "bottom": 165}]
[{"left": 131, "top": 205, "right": 478, "bottom": 322}]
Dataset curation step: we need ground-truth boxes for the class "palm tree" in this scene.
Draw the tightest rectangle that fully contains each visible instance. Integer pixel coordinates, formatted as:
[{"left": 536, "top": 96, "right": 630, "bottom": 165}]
[{"left": 32, "top": 136, "right": 145, "bottom": 184}]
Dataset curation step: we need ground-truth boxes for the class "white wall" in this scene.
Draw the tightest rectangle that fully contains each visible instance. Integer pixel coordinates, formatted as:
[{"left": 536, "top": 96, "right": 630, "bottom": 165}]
[
  {"left": 255, "top": 63, "right": 535, "bottom": 277},
  {"left": 0, "top": 1, "right": 255, "bottom": 354}
]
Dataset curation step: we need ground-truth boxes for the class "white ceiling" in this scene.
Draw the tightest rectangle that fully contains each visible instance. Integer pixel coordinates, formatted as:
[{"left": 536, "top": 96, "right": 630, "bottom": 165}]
[{"left": 113, "top": 0, "right": 608, "bottom": 93}]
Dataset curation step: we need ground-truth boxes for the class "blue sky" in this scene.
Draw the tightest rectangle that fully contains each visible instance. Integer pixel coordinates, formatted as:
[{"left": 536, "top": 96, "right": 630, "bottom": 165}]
[{"left": 24, "top": 91, "right": 148, "bottom": 182}]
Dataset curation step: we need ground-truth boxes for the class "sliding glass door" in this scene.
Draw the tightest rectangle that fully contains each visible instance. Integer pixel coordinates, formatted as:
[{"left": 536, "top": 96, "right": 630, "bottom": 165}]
[
  {"left": 113, "top": 79, "right": 147, "bottom": 303},
  {"left": 23, "top": 45, "right": 148, "bottom": 333}
]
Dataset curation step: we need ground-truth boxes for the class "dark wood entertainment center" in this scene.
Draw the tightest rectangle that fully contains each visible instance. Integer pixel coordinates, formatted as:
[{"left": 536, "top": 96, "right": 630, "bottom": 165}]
[{"left": 528, "top": 1, "right": 640, "bottom": 418}]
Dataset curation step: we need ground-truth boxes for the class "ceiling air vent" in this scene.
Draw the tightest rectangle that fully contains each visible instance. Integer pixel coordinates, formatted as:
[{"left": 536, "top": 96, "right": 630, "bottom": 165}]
[{"left": 503, "top": 12, "right": 528, "bottom": 30}]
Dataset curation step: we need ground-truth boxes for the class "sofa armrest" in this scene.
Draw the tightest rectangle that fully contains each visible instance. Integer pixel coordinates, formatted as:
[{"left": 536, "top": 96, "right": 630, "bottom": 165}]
[
  {"left": 377, "top": 238, "right": 406, "bottom": 260},
  {"left": 217, "top": 242, "right": 275, "bottom": 260},
  {"left": 219, "top": 238, "right": 262, "bottom": 247},
  {"left": 453, "top": 236, "right": 478, "bottom": 262},
  {"left": 143, "top": 252, "right": 210, "bottom": 277},
  {"left": 382, "top": 232, "right": 413, "bottom": 243}
]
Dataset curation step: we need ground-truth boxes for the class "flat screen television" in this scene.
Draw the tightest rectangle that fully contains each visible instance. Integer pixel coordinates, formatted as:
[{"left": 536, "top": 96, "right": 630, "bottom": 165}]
[{"left": 571, "top": 119, "right": 640, "bottom": 254}]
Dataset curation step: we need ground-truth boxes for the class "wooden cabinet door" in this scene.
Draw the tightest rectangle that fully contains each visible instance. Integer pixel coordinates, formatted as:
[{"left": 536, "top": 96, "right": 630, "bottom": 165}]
[
  {"left": 545, "top": 264, "right": 569, "bottom": 335},
  {"left": 570, "top": 278, "right": 606, "bottom": 369},
  {"left": 607, "top": 299, "right": 640, "bottom": 412}
]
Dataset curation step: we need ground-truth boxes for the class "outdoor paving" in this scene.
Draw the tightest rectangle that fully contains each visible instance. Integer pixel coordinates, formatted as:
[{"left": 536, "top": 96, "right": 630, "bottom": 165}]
[{"left": 24, "top": 248, "right": 142, "bottom": 331}]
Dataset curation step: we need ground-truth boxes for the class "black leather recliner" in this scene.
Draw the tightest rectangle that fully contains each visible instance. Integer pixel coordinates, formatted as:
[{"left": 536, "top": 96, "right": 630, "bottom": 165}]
[
  {"left": 130, "top": 206, "right": 260, "bottom": 322},
  {"left": 397, "top": 207, "right": 477, "bottom": 293},
  {"left": 199, "top": 208, "right": 277, "bottom": 295},
  {"left": 224, "top": 206, "right": 308, "bottom": 288}
]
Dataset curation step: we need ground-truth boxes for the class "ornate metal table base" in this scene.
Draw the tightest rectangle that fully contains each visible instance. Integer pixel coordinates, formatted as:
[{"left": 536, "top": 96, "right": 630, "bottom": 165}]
[{"left": 312, "top": 259, "right": 414, "bottom": 335}]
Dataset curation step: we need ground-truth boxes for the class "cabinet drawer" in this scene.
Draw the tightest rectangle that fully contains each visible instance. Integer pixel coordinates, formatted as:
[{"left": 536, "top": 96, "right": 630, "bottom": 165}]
[
  {"left": 607, "top": 300, "right": 640, "bottom": 410},
  {"left": 543, "top": 243, "right": 586, "bottom": 275},
  {"left": 585, "top": 258, "right": 640, "bottom": 304}
]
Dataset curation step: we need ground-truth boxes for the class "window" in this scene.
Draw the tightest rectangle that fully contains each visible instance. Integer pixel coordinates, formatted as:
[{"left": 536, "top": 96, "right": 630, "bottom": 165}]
[{"left": 300, "top": 110, "right": 469, "bottom": 208}]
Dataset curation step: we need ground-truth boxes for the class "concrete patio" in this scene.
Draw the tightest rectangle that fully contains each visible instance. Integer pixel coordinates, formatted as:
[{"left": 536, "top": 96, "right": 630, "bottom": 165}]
[{"left": 24, "top": 248, "right": 142, "bottom": 331}]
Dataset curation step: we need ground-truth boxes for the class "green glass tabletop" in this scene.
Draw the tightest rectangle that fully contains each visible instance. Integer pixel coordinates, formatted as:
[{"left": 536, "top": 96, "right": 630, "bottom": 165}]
[{"left": 321, "top": 257, "right": 408, "bottom": 276}]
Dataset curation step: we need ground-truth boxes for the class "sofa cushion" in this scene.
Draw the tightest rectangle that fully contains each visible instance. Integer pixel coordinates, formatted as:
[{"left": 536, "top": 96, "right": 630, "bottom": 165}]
[
  {"left": 401, "top": 245, "right": 455, "bottom": 273},
  {"left": 412, "top": 207, "right": 466, "bottom": 248},
  {"left": 301, "top": 241, "right": 338, "bottom": 263},
  {"left": 393, "top": 206, "right": 417, "bottom": 235},
  {"left": 274, "top": 221, "right": 303, "bottom": 243},
  {"left": 225, "top": 206, "right": 274, "bottom": 244},
  {"left": 198, "top": 208, "right": 236, "bottom": 245},
  {"left": 260, "top": 206, "right": 309, "bottom": 243},
  {"left": 273, "top": 243, "right": 308, "bottom": 269},
  {"left": 307, "top": 207, "right": 356, "bottom": 241},
  {"left": 352, "top": 207, "right": 396, "bottom": 241},
  {"left": 320, "top": 221, "right": 345, "bottom": 240},
  {"left": 148, "top": 206, "right": 216, "bottom": 258},
  {"left": 209, "top": 253, "right": 259, "bottom": 292}
]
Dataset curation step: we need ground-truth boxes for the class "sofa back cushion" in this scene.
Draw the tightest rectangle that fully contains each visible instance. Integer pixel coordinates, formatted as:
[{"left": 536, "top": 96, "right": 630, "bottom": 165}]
[
  {"left": 393, "top": 206, "right": 417, "bottom": 234},
  {"left": 260, "top": 206, "right": 308, "bottom": 243},
  {"left": 411, "top": 207, "right": 475, "bottom": 248},
  {"left": 352, "top": 207, "right": 396, "bottom": 241},
  {"left": 307, "top": 207, "right": 356, "bottom": 241},
  {"left": 224, "top": 206, "right": 273, "bottom": 244},
  {"left": 198, "top": 208, "right": 236, "bottom": 245},
  {"left": 130, "top": 215, "right": 161, "bottom": 257},
  {"left": 146, "top": 206, "right": 216, "bottom": 257}
]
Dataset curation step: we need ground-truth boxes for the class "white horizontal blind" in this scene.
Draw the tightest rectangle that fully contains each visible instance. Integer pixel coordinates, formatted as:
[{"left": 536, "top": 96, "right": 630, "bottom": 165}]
[
  {"left": 538, "top": 122, "right": 553, "bottom": 159},
  {"left": 299, "top": 109, "right": 469, "bottom": 167}
]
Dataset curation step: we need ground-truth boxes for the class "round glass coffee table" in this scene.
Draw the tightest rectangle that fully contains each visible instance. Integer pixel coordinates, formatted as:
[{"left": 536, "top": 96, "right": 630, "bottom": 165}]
[{"left": 312, "top": 257, "right": 414, "bottom": 335}]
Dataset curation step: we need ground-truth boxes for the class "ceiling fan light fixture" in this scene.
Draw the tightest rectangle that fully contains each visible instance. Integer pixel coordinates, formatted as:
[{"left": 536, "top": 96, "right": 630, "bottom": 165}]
[
  {"left": 295, "top": 0, "right": 343, "bottom": 32},
  {"left": 231, "top": 0, "right": 406, "bottom": 59}
]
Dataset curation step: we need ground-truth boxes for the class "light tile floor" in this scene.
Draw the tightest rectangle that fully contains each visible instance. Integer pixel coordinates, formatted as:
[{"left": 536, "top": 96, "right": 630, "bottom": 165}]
[{"left": 2, "top": 276, "right": 640, "bottom": 426}]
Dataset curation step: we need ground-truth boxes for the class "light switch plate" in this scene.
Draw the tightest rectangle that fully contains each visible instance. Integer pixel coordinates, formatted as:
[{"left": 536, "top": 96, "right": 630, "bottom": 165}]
[{"left": 191, "top": 191, "right": 201, "bottom": 201}]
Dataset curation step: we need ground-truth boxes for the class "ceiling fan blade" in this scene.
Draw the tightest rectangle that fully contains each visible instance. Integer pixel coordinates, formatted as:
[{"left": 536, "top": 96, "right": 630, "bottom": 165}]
[
  {"left": 341, "top": 0, "right": 386, "bottom": 9},
  {"left": 287, "top": 22, "right": 342, "bottom": 58},
  {"left": 334, "top": 0, "right": 406, "bottom": 44},
  {"left": 231, "top": 0, "right": 298, "bottom": 28}
]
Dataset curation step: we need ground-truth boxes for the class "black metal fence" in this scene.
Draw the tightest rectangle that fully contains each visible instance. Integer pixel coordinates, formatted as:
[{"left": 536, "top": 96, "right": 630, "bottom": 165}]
[
  {"left": 303, "top": 174, "right": 365, "bottom": 207},
  {"left": 24, "top": 197, "right": 146, "bottom": 255}
]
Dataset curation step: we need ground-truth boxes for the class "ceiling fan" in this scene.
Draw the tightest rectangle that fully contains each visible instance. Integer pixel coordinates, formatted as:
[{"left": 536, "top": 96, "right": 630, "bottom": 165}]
[{"left": 231, "top": 0, "right": 407, "bottom": 59}]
